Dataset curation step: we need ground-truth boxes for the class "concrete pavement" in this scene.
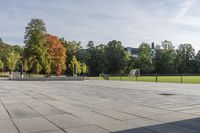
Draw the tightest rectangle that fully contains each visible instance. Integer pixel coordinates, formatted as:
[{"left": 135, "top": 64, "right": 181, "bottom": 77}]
[{"left": 0, "top": 80, "right": 200, "bottom": 133}]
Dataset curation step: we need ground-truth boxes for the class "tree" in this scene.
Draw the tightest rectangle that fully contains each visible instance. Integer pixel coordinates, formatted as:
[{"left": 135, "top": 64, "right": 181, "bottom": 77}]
[
  {"left": 81, "top": 63, "right": 87, "bottom": 74},
  {"left": 6, "top": 51, "right": 21, "bottom": 72},
  {"left": 0, "top": 60, "right": 4, "bottom": 71},
  {"left": 195, "top": 51, "right": 200, "bottom": 73},
  {"left": 61, "top": 38, "right": 82, "bottom": 75},
  {"left": 87, "top": 43, "right": 106, "bottom": 75},
  {"left": 135, "top": 42, "right": 153, "bottom": 73},
  {"left": 155, "top": 40, "right": 176, "bottom": 74},
  {"left": 104, "top": 40, "right": 130, "bottom": 74},
  {"left": 76, "top": 49, "right": 89, "bottom": 64},
  {"left": 70, "top": 56, "right": 81, "bottom": 75},
  {"left": 176, "top": 44, "right": 195, "bottom": 73},
  {"left": 23, "top": 18, "right": 51, "bottom": 74},
  {"left": 0, "top": 40, "right": 13, "bottom": 71},
  {"left": 12, "top": 45, "right": 24, "bottom": 56},
  {"left": 87, "top": 40, "right": 95, "bottom": 49},
  {"left": 46, "top": 34, "right": 66, "bottom": 75}
]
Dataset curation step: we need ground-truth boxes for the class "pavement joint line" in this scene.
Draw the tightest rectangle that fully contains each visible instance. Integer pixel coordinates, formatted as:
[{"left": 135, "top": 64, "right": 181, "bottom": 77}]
[
  {"left": 37, "top": 129, "right": 65, "bottom": 133},
  {"left": 112, "top": 108, "right": 167, "bottom": 123},
  {"left": 1, "top": 101, "right": 21, "bottom": 133},
  {"left": 64, "top": 124, "right": 111, "bottom": 133},
  {"left": 135, "top": 103, "right": 200, "bottom": 116},
  {"left": 23, "top": 92, "right": 84, "bottom": 119},
  {"left": 92, "top": 110, "right": 123, "bottom": 121},
  {"left": 2, "top": 81, "right": 200, "bottom": 132},
  {"left": 37, "top": 100, "right": 83, "bottom": 119},
  {"left": 25, "top": 102, "right": 68, "bottom": 133}
]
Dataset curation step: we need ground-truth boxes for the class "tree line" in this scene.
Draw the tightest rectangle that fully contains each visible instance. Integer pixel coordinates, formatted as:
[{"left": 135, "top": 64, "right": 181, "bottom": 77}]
[{"left": 0, "top": 18, "right": 200, "bottom": 76}]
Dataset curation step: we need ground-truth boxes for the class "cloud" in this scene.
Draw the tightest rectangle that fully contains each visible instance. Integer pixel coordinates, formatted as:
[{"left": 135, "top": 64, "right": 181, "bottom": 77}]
[
  {"left": 0, "top": 0, "right": 200, "bottom": 50},
  {"left": 173, "top": 0, "right": 197, "bottom": 22}
]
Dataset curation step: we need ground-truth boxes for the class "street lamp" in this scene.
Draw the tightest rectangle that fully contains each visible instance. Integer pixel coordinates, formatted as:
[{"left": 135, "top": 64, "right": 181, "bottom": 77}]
[{"left": 20, "top": 61, "right": 23, "bottom": 79}]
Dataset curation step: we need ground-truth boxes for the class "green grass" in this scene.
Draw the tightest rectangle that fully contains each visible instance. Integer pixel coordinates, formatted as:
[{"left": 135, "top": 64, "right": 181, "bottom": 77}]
[
  {"left": 88, "top": 76, "right": 200, "bottom": 84},
  {"left": 87, "top": 76, "right": 104, "bottom": 80}
]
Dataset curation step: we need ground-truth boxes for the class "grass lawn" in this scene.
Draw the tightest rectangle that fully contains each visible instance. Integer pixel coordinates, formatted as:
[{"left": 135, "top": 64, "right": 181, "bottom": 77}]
[{"left": 88, "top": 76, "right": 200, "bottom": 84}]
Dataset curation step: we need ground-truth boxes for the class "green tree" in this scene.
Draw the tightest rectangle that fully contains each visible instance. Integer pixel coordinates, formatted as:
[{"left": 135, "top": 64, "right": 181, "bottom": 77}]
[
  {"left": 6, "top": 51, "right": 21, "bottom": 72},
  {"left": 195, "top": 50, "right": 200, "bottom": 73},
  {"left": 0, "top": 40, "right": 12, "bottom": 71},
  {"left": 87, "top": 43, "right": 106, "bottom": 75},
  {"left": 135, "top": 42, "right": 153, "bottom": 73},
  {"left": 70, "top": 56, "right": 81, "bottom": 75},
  {"left": 81, "top": 63, "right": 87, "bottom": 74},
  {"left": 175, "top": 44, "right": 195, "bottom": 73},
  {"left": 12, "top": 45, "right": 24, "bottom": 56},
  {"left": 0, "top": 60, "right": 4, "bottom": 71},
  {"left": 23, "top": 18, "right": 51, "bottom": 74},
  {"left": 87, "top": 40, "right": 95, "bottom": 49},
  {"left": 155, "top": 40, "right": 176, "bottom": 74},
  {"left": 104, "top": 40, "right": 130, "bottom": 74},
  {"left": 61, "top": 38, "right": 82, "bottom": 75}
]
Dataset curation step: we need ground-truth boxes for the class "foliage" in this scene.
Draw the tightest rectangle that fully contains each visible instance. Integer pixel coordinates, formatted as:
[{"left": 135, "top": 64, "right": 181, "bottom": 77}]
[
  {"left": 81, "top": 63, "right": 87, "bottom": 74},
  {"left": 87, "top": 42, "right": 106, "bottom": 76},
  {"left": 6, "top": 51, "right": 21, "bottom": 72},
  {"left": 104, "top": 40, "right": 130, "bottom": 74},
  {"left": 195, "top": 51, "right": 200, "bottom": 73},
  {"left": 70, "top": 56, "right": 81, "bottom": 75},
  {"left": 155, "top": 40, "right": 176, "bottom": 74},
  {"left": 46, "top": 34, "right": 66, "bottom": 75},
  {"left": 23, "top": 19, "right": 51, "bottom": 74},
  {"left": 0, "top": 39, "right": 23, "bottom": 72},
  {"left": 3, "top": 18, "right": 200, "bottom": 76},
  {"left": 135, "top": 42, "right": 153, "bottom": 73},
  {"left": 0, "top": 60, "right": 4, "bottom": 70},
  {"left": 175, "top": 44, "right": 195, "bottom": 74},
  {"left": 61, "top": 38, "right": 82, "bottom": 75}
]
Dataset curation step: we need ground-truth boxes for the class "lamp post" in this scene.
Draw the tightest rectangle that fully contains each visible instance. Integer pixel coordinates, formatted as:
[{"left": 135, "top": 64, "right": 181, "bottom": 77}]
[
  {"left": 20, "top": 61, "right": 23, "bottom": 79},
  {"left": 73, "top": 64, "right": 77, "bottom": 77}
]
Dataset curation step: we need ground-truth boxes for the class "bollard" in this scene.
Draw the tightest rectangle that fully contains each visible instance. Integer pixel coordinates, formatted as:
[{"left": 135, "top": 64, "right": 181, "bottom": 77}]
[
  {"left": 180, "top": 74, "right": 183, "bottom": 83},
  {"left": 155, "top": 73, "right": 158, "bottom": 82}
]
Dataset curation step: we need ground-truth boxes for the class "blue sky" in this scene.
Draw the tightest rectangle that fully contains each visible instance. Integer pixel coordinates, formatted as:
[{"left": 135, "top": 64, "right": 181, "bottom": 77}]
[{"left": 1, "top": 0, "right": 200, "bottom": 50}]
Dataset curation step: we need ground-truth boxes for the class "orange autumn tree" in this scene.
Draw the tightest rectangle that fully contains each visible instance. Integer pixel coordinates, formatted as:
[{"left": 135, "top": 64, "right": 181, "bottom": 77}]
[{"left": 46, "top": 34, "right": 66, "bottom": 75}]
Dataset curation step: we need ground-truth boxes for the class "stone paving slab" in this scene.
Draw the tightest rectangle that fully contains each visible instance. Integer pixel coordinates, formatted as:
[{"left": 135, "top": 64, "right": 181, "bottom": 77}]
[
  {"left": 46, "top": 114, "right": 88, "bottom": 129},
  {"left": 93, "top": 109, "right": 140, "bottom": 121},
  {"left": 0, "top": 119, "right": 19, "bottom": 133},
  {"left": 0, "top": 109, "right": 11, "bottom": 120},
  {"left": 4, "top": 103, "right": 39, "bottom": 119},
  {"left": 31, "top": 104, "right": 66, "bottom": 116},
  {"left": 39, "top": 130, "right": 65, "bottom": 133},
  {"left": 1, "top": 80, "right": 200, "bottom": 133},
  {"left": 66, "top": 125, "right": 109, "bottom": 133},
  {"left": 13, "top": 116, "right": 59, "bottom": 133}
]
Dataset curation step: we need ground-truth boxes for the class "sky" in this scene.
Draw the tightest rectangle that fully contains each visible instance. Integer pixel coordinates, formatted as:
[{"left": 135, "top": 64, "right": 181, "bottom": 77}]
[{"left": 1, "top": 0, "right": 200, "bottom": 50}]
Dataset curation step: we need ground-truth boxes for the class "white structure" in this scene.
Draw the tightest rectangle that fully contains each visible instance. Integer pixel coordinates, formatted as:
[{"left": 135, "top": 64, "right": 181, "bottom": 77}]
[{"left": 129, "top": 69, "right": 140, "bottom": 77}]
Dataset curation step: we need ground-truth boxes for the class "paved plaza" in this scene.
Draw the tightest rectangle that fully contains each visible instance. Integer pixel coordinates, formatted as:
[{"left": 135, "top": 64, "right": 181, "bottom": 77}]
[{"left": 0, "top": 80, "right": 200, "bottom": 133}]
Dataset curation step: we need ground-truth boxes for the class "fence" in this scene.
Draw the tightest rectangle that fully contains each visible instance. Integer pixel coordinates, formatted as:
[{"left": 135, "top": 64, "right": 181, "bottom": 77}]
[{"left": 87, "top": 73, "right": 200, "bottom": 84}]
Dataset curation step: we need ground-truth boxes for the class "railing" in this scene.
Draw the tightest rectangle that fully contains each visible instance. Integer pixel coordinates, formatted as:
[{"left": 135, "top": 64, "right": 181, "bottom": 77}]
[{"left": 87, "top": 73, "right": 200, "bottom": 84}]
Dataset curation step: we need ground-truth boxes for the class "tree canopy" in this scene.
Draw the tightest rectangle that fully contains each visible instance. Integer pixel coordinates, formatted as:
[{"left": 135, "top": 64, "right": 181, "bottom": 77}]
[
  {"left": 24, "top": 19, "right": 50, "bottom": 74},
  {"left": 2, "top": 18, "right": 200, "bottom": 76},
  {"left": 46, "top": 34, "right": 66, "bottom": 75}
]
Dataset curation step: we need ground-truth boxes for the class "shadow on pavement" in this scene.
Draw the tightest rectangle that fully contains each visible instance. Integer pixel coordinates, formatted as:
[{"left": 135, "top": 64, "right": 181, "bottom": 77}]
[{"left": 113, "top": 117, "right": 200, "bottom": 133}]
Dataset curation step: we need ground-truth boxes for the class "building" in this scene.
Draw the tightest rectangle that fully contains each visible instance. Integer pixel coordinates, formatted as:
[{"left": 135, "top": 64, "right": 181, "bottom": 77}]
[
  {"left": 125, "top": 42, "right": 156, "bottom": 58},
  {"left": 124, "top": 47, "right": 139, "bottom": 58}
]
